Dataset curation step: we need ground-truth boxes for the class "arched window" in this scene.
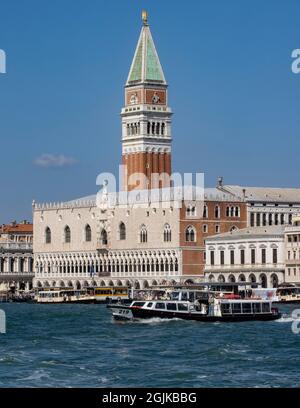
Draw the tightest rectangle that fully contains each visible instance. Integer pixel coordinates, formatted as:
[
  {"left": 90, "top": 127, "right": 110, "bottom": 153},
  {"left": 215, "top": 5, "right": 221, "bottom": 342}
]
[
  {"left": 0, "top": 258, "right": 4, "bottom": 272},
  {"left": 215, "top": 205, "right": 220, "bottom": 219},
  {"left": 269, "top": 213, "right": 273, "bottom": 225},
  {"left": 161, "top": 123, "right": 165, "bottom": 135},
  {"left": 185, "top": 225, "right": 196, "bottom": 242},
  {"left": 147, "top": 122, "right": 150, "bottom": 134},
  {"left": 260, "top": 273, "right": 267, "bottom": 288},
  {"left": 163, "top": 224, "right": 172, "bottom": 242},
  {"left": 119, "top": 222, "right": 126, "bottom": 240},
  {"left": 45, "top": 227, "right": 51, "bottom": 244},
  {"left": 151, "top": 122, "right": 155, "bottom": 134},
  {"left": 186, "top": 205, "right": 196, "bottom": 217},
  {"left": 271, "top": 273, "right": 279, "bottom": 288},
  {"left": 140, "top": 225, "right": 148, "bottom": 243},
  {"left": 203, "top": 205, "right": 208, "bottom": 218},
  {"left": 156, "top": 123, "right": 160, "bottom": 135},
  {"left": 85, "top": 224, "right": 92, "bottom": 242},
  {"left": 64, "top": 226, "right": 71, "bottom": 243},
  {"left": 262, "top": 213, "right": 267, "bottom": 226},
  {"left": 101, "top": 229, "right": 108, "bottom": 245}
]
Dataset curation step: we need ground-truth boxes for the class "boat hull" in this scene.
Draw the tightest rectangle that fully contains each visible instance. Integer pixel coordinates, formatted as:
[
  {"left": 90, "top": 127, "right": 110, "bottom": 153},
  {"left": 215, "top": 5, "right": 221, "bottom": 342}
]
[{"left": 108, "top": 305, "right": 281, "bottom": 322}]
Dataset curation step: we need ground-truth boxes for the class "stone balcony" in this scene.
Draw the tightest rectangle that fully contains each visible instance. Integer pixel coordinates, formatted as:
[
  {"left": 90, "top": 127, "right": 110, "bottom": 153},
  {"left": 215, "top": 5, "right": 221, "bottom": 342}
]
[
  {"left": 0, "top": 242, "right": 32, "bottom": 252},
  {"left": 285, "top": 226, "right": 300, "bottom": 233},
  {"left": 204, "top": 263, "right": 285, "bottom": 273}
]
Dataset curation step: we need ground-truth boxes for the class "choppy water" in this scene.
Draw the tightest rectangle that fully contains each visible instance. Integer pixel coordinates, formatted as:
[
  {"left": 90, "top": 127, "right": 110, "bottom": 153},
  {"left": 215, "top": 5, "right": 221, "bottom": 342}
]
[{"left": 0, "top": 303, "right": 299, "bottom": 387}]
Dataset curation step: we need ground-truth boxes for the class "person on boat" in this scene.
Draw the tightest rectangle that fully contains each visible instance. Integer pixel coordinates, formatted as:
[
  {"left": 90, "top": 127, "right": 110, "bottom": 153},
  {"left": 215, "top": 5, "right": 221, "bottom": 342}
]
[{"left": 194, "top": 299, "right": 201, "bottom": 311}]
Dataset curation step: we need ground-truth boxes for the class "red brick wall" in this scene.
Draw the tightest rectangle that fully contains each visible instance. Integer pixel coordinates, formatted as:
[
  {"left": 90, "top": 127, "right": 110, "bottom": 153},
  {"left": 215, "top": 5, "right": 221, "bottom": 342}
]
[
  {"left": 180, "top": 201, "right": 247, "bottom": 276},
  {"left": 122, "top": 152, "right": 172, "bottom": 191},
  {"left": 125, "top": 88, "right": 166, "bottom": 105}
]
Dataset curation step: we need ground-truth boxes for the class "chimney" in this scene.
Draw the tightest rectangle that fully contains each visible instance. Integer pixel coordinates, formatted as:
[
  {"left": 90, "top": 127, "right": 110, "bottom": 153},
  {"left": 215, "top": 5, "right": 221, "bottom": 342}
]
[{"left": 217, "top": 176, "right": 223, "bottom": 188}]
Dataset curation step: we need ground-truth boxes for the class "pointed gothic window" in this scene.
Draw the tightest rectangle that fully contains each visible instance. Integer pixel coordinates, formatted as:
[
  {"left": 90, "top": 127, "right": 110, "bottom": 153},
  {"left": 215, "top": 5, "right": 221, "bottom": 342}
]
[
  {"left": 119, "top": 222, "right": 126, "bottom": 240},
  {"left": 85, "top": 224, "right": 92, "bottom": 242},
  {"left": 140, "top": 225, "right": 148, "bottom": 243},
  {"left": 101, "top": 229, "right": 108, "bottom": 245},
  {"left": 163, "top": 224, "right": 172, "bottom": 242},
  {"left": 185, "top": 225, "right": 196, "bottom": 242},
  {"left": 64, "top": 226, "right": 71, "bottom": 243},
  {"left": 45, "top": 227, "right": 51, "bottom": 244}
]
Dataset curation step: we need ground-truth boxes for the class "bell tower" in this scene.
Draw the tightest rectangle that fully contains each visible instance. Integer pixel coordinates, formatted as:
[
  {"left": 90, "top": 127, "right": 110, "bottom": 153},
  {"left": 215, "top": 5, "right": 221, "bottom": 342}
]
[{"left": 121, "top": 11, "right": 173, "bottom": 191}]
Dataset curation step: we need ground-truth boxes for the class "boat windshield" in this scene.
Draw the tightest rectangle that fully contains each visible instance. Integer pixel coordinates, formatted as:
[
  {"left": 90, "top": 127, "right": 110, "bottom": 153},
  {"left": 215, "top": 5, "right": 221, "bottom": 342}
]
[
  {"left": 155, "top": 302, "right": 166, "bottom": 310},
  {"left": 277, "top": 287, "right": 300, "bottom": 295},
  {"left": 221, "top": 301, "right": 271, "bottom": 314},
  {"left": 170, "top": 291, "right": 180, "bottom": 300},
  {"left": 132, "top": 302, "right": 145, "bottom": 307}
]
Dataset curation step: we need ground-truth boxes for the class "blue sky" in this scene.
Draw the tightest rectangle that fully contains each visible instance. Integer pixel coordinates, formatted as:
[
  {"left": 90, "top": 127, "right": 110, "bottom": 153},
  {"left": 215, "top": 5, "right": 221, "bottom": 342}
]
[{"left": 0, "top": 0, "right": 299, "bottom": 222}]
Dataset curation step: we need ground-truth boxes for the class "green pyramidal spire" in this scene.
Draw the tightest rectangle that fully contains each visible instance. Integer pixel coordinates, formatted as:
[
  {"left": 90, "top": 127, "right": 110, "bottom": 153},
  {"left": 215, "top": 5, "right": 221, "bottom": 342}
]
[{"left": 126, "top": 12, "right": 166, "bottom": 86}]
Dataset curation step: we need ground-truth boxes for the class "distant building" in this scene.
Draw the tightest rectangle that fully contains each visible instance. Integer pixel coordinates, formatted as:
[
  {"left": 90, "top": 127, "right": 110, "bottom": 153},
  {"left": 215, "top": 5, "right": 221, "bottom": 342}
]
[
  {"left": 285, "top": 215, "right": 300, "bottom": 283},
  {"left": 204, "top": 226, "right": 285, "bottom": 288},
  {"left": 33, "top": 187, "right": 246, "bottom": 289},
  {"left": 0, "top": 221, "right": 34, "bottom": 291},
  {"left": 218, "top": 183, "right": 300, "bottom": 227}
]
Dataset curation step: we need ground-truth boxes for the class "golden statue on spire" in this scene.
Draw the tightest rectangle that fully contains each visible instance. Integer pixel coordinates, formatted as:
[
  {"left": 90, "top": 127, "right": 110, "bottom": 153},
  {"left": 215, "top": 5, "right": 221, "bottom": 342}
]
[{"left": 142, "top": 10, "right": 148, "bottom": 25}]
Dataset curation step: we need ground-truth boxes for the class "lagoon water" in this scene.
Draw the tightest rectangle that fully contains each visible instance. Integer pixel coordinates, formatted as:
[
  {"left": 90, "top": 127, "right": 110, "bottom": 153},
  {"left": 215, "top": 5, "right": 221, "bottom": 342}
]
[{"left": 0, "top": 303, "right": 299, "bottom": 387}]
